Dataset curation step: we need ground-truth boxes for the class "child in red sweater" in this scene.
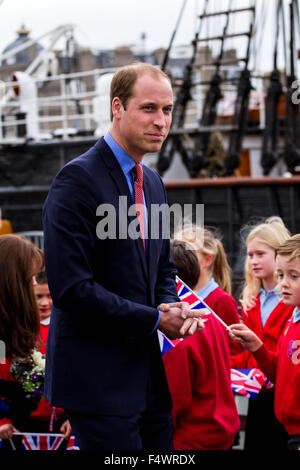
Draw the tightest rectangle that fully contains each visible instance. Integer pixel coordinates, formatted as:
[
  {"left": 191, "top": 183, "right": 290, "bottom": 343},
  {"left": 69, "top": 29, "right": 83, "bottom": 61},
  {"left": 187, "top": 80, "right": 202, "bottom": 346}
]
[
  {"left": 163, "top": 239, "right": 240, "bottom": 450},
  {"left": 30, "top": 271, "right": 70, "bottom": 434},
  {"left": 0, "top": 271, "right": 71, "bottom": 447},
  {"left": 35, "top": 270, "right": 53, "bottom": 355},
  {"left": 230, "top": 233, "right": 300, "bottom": 451},
  {"left": 230, "top": 216, "right": 292, "bottom": 450}
]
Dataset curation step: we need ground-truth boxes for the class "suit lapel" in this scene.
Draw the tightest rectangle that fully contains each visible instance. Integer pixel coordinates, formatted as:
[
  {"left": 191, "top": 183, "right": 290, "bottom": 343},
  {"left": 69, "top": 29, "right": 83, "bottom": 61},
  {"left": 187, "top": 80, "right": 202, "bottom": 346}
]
[
  {"left": 99, "top": 139, "right": 149, "bottom": 280},
  {"left": 99, "top": 139, "right": 132, "bottom": 201}
]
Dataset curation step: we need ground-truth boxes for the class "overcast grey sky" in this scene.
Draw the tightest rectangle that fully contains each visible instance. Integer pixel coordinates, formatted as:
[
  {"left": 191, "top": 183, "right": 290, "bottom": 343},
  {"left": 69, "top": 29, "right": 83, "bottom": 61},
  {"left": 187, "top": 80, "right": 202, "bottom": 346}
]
[
  {"left": 0, "top": 0, "right": 197, "bottom": 53},
  {"left": 0, "top": 0, "right": 298, "bottom": 73}
]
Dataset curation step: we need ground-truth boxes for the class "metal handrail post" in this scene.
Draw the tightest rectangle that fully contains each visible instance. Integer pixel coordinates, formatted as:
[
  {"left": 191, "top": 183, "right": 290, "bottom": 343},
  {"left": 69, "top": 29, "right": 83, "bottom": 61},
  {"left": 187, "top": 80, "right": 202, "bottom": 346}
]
[{"left": 60, "top": 74, "right": 69, "bottom": 140}]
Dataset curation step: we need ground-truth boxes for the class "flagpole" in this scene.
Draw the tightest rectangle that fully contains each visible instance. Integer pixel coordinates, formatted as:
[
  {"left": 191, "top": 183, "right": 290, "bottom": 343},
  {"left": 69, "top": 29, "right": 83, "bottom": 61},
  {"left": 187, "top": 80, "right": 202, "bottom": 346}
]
[
  {"left": 9, "top": 438, "right": 16, "bottom": 450},
  {"left": 13, "top": 432, "right": 63, "bottom": 437},
  {"left": 176, "top": 275, "right": 231, "bottom": 332}
]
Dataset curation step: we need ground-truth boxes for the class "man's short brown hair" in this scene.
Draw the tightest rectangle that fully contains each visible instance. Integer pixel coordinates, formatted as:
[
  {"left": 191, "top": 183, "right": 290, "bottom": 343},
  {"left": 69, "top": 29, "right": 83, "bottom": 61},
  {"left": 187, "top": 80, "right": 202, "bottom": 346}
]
[{"left": 110, "top": 62, "right": 171, "bottom": 120}]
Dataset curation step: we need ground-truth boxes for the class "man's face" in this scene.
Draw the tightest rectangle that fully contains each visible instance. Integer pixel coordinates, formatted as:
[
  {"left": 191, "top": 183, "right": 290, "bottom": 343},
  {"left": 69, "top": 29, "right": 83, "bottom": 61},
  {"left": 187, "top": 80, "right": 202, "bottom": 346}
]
[
  {"left": 112, "top": 74, "right": 173, "bottom": 161},
  {"left": 34, "top": 283, "right": 52, "bottom": 321}
]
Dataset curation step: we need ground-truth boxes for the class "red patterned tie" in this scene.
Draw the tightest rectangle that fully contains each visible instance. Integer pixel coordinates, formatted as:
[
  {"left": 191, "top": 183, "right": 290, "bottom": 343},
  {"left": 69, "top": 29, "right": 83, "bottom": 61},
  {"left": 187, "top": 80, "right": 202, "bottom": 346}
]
[{"left": 134, "top": 163, "right": 145, "bottom": 251}]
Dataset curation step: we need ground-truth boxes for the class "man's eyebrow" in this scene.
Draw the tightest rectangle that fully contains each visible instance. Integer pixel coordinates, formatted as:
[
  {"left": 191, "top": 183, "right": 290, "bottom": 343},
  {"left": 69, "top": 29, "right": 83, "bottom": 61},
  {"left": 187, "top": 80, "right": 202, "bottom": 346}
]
[
  {"left": 139, "top": 101, "right": 173, "bottom": 108},
  {"left": 139, "top": 101, "right": 155, "bottom": 106}
]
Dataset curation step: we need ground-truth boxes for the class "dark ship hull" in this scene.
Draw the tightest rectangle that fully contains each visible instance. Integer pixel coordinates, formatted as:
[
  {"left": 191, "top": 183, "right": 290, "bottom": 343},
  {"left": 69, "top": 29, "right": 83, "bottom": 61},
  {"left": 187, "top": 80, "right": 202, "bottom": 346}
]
[
  {"left": 1, "top": 136, "right": 300, "bottom": 281},
  {"left": 0, "top": 137, "right": 98, "bottom": 232}
]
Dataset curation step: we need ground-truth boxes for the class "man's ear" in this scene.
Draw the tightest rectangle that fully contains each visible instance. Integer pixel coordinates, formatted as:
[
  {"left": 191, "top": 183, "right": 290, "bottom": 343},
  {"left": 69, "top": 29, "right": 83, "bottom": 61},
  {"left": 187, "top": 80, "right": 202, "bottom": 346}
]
[{"left": 111, "top": 97, "right": 123, "bottom": 120}]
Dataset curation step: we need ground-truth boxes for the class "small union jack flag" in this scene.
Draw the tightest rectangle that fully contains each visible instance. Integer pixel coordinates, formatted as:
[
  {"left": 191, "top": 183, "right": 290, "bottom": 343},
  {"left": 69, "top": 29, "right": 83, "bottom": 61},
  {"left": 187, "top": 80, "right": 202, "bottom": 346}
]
[
  {"left": 176, "top": 278, "right": 211, "bottom": 321},
  {"left": 158, "top": 277, "right": 219, "bottom": 355},
  {"left": 21, "top": 433, "right": 64, "bottom": 451},
  {"left": 66, "top": 436, "right": 80, "bottom": 450},
  {"left": 158, "top": 330, "right": 175, "bottom": 355},
  {"left": 158, "top": 278, "right": 212, "bottom": 355},
  {"left": 231, "top": 368, "right": 273, "bottom": 400}
]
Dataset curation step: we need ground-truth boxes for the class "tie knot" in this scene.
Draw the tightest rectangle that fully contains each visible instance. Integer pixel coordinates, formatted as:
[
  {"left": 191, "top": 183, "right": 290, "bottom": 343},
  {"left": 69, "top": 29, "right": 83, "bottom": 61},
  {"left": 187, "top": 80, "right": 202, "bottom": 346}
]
[{"left": 134, "top": 163, "right": 143, "bottom": 184}]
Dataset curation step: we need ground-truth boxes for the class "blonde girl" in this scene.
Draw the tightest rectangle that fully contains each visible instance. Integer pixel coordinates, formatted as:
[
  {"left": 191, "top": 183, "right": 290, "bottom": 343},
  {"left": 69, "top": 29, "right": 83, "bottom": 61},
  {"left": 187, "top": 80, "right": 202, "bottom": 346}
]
[
  {"left": 230, "top": 233, "right": 300, "bottom": 450},
  {"left": 231, "top": 216, "right": 293, "bottom": 451},
  {"left": 241, "top": 216, "right": 291, "bottom": 313}
]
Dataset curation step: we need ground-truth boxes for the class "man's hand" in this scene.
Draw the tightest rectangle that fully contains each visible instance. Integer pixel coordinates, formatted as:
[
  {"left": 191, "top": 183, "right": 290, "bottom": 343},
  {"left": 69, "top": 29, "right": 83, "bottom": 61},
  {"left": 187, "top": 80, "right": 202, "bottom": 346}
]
[
  {"left": 157, "top": 302, "right": 205, "bottom": 339},
  {"left": 179, "top": 316, "right": 205, "bottom": 336},
  {"left": 229, "top": 324, "right": 263, "bottom": 352}
]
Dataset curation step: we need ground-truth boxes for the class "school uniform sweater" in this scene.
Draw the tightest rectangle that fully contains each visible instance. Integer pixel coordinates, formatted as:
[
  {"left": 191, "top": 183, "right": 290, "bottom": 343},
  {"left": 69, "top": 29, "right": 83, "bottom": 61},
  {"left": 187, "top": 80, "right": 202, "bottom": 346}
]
[
  {"left": 37, "top": 321, "right": 49, "bottom": 355},
  {"left": 230, "top": 297, "right": 293, "bottom": 369},
  {"left": 253, "top": 313, "right": 300, "bottom": 435},
  {"left": 163, "top": 315, "right": 240, "bottom": 450}
]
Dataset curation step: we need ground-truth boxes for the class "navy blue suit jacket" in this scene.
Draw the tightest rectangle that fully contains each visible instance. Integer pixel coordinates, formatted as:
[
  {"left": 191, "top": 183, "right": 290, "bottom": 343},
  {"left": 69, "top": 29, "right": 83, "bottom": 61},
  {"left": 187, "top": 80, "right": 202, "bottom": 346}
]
[{"left": 43, "top": 137, "right": 179, "bottom": 415}]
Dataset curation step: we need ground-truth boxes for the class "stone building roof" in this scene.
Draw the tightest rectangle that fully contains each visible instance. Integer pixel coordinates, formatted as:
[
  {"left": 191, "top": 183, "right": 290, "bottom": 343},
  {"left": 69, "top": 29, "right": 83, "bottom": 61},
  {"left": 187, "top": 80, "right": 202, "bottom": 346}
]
[{"left": 2, "top": 25, "right": 43, "bottom": 66}]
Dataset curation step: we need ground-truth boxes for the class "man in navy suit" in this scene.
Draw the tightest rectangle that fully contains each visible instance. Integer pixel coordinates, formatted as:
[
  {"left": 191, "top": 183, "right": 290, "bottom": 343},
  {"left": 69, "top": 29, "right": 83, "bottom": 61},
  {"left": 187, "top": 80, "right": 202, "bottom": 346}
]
[{"left": 43, "top": 62, "right": 204, "bottom": 450}]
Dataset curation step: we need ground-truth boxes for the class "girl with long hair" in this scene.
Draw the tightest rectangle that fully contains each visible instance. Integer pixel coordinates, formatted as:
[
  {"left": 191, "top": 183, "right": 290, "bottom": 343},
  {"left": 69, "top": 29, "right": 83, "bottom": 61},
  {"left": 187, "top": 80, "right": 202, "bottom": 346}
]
[
  {"left": 0, "top": 235, "right": 44, "bottom": 448},
  {"left": 0, "top": 237, "right": 71, "bottom": 449},
  {"left": 231, "top": 216, "right": 294, "bottom": 451},
  {"left": 0, "top": 234, "right": 44, "bottom": 359},
  {"left": 230, "top": 233, "right": 300, "bottom": 450}
]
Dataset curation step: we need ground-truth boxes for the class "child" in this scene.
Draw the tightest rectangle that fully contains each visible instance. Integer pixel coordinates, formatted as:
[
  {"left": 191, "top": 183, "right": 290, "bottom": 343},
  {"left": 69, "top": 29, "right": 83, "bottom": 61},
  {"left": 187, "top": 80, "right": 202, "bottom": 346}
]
[
  {"left": 0, "top": 235, "right": 44, "bottom": 448},
  {"left": 173, "top": 224, "right": 242, "bottom": 355},
  {"left": 0, "top": 269, "right": 71, "bottom": 449},
  {"left": 230, "top": 216, "right": 293, "bottom": 450},
  {"left": 0, "top": 235, "right": 43, "bottom": 359},
  {"left": 34, "top": 270, "right": 52, "bottom": 354},
  {"left": 162, "top": 239, "right": 240, "bottom": 450},
  {"left": 30, "top": 270, "right": 71, "bottom": 438},
  {"left": 230, "top": 233, "right": 300, "bottom": 451}
]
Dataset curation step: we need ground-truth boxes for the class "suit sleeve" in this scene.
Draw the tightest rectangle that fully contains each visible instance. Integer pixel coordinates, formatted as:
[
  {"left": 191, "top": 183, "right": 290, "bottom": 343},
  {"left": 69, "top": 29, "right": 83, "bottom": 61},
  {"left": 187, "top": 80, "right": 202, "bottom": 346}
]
[
  {"left": 153, "top": 174, "right": 180, "bottom": 306},
  {"left": 43, "top": 163, "right": 159, "bottom": 337}
]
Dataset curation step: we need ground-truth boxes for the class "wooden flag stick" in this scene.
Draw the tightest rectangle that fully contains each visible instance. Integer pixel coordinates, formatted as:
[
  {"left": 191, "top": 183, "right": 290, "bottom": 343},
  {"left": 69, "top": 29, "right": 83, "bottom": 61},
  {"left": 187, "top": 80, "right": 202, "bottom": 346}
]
[{"left": 13, "top": 432, "right": 63, "bottom": 437}]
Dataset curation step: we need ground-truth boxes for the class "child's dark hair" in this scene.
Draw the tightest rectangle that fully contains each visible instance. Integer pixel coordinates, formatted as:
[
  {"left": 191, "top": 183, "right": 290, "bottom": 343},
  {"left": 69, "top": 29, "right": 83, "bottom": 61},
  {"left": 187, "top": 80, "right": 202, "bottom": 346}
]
[
  {"left": 171, "top": 239, "right": 200, "bottom": 290},
  {"left": 35, "top": 270, "right": 48, "bottom": 285}
]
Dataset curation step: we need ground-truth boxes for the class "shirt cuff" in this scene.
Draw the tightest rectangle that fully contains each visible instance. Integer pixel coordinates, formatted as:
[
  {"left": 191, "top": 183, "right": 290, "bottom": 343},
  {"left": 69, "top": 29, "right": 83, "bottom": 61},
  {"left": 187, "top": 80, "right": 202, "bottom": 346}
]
[{"left": 151, "top": 310, "right": 161, "bottom": 334}]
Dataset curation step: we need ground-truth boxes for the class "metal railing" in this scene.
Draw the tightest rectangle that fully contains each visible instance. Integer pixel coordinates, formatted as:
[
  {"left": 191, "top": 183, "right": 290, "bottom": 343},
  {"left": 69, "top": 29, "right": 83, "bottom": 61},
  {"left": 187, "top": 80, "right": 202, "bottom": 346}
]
[
  {"left": 16, "top": 230, "right": 44, "bottom": 249},
  {"left": 0, "top": 66, "right": 269, "bottom": 144},
  {"left": 0, "top": 67, "right": 117, "bottom": 142}
]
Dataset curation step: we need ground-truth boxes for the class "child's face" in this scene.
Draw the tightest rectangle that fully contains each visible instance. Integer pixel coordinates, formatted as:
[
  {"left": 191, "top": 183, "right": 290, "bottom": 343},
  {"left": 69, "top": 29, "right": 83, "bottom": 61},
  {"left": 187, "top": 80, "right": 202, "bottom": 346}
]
[
  {"left": 34, "top": 283, "right": 52, "bottom": 320},
  {"left": 247, "top": 239, "right": 276, "bottom": 281},
  {"left": 276, "top": 255, "right": 300, "bottom": 308}
]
